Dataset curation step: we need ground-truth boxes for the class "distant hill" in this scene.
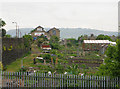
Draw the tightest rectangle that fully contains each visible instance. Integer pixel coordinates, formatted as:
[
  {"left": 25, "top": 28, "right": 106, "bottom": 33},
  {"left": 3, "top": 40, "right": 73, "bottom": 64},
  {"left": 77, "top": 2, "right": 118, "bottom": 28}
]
[{"left": 7, "top": 28, "right": 118, "bottom": 39}]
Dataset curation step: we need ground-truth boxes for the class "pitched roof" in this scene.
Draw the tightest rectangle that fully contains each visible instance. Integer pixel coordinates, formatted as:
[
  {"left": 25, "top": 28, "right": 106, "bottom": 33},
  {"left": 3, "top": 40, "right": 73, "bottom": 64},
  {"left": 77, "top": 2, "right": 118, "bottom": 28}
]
[
  {"left": 47, "top": 27, "right": 60, "bottom": 32},
  {"left": 36, "top": 26, "right": 44, "bottom": 29}
]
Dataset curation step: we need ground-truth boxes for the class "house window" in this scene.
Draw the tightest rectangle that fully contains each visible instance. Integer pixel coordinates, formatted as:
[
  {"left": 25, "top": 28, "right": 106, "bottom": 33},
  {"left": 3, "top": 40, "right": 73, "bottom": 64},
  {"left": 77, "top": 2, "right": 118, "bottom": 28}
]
[
  {"left": 52, "top": 30, "right": 56, "bottom": 35},
  {"left": 37, "top": 28, "right": 42, "bottom": 31}
]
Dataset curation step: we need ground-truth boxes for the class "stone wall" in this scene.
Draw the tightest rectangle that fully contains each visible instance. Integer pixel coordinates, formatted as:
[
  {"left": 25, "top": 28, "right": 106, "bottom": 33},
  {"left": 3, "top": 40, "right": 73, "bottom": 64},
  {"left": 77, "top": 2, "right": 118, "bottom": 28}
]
[{"left": 2, "top": 38, "right": 30, "bottom": 66}]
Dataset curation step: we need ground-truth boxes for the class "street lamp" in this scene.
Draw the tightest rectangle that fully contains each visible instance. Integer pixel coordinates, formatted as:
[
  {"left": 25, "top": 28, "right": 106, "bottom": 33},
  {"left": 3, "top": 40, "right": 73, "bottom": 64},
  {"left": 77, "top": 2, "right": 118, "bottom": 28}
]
[{"left": 12, "top": 22, "right": 17, "bottom": 38}]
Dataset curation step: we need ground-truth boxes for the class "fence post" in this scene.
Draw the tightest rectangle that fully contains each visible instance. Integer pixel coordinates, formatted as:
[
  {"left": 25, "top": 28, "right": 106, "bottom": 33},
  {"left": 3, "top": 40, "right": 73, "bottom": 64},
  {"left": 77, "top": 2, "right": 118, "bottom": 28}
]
[
  {"left": 90, "top": 75, "right": 91, "bottom": 88},
  {"left": 12, "top": 72, "right": 13, "bottom": 87},
  {"left": 51, "top": 73, "right": 52, "bottom": 87},
  {"left": 62, "top": 74, "right": 63, "bottom": 88},
  {"left": 81, "top": 75, "right": 82, "bottom": 88},
  {"left": 76, "top": 75, "right": 77, "bottom": 87},
  {"left": 37, "top": 73, "right": 38, "bottom": 87},
  {"left": 104, "top": 76, "right": 105, "bottom": 88},
  {"left": 67, "top": 75, "right": 68, "bottom": 87},
  {"left": 69, "top": 75, "right": 70, "bottom": 87},
  {"left": 9, "top": 72, "right": 11, "bottom": 87},
  {"left": 41, "top": 73, "right": 43, "bottom": 87},
  {"left": 35, "top": 72, "right": 36, "bottom": 87},
  {"left": 83, "top": 75, "right": 84, "bottom": 88}
]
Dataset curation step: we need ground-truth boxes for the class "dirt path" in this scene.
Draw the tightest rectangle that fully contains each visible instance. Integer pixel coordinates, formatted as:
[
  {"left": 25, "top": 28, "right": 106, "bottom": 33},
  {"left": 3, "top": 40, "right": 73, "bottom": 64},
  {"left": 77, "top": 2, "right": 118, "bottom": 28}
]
[{"left": 31, "top": 41, "right": 41, "bottom": 55}]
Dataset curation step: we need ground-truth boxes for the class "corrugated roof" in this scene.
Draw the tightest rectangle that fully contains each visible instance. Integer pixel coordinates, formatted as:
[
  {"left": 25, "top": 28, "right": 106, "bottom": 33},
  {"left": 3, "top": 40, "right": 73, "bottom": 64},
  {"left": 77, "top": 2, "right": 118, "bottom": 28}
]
[{"left": 83, "top": 40, "right": 110, "bottom": 43}]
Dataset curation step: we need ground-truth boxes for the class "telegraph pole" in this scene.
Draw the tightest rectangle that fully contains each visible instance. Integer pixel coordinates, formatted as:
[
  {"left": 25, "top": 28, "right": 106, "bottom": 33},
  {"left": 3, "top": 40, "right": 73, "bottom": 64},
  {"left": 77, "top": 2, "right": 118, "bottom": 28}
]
[
  {"left": 12, "top": 22, "right": 17, "bottom": 38},
  {"left": 18, "top": 26, "right": 19, "bottom": 38}
]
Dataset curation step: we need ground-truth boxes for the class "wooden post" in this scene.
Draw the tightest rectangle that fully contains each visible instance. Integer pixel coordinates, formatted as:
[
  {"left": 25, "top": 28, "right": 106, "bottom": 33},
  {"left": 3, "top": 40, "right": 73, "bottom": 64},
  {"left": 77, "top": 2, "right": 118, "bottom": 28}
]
[
  {"left": 44, "top": 60, "right": 46, "bottom": 65},
  {"left": 55, "top": 58, "right": 58, "bottom": 65},
  {"left": 82, "top": 43, "right": 85, "bottom": 50},
  {"left": 51, "top": 57, "right": 53, "bottom": 64}
]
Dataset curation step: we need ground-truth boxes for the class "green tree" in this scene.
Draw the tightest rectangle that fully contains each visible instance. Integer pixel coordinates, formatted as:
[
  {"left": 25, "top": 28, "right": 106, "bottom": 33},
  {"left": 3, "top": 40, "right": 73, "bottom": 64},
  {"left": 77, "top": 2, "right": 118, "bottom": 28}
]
[
  {"left": 96, "top": 34, "right": 112, "bottom": 41},
  {"left": 78, "top": 35, "right": 88, "bottom": 43},
  {"left": 2, "top": 29, "right": 6, "bottom": 37},
  {"left": 0, "top": 19, "right": 6, "bottom": 37},
  {"left": 43, "top": 54, "right": 51, "bottom": 62},
  {"left": 50, "top": 35, "right": 59, "bottom": 43},
  {"left": 67, "top": 42, "right": 72, "bottom": 47},
  {"left": 50, "top": 36, "right": 60, "bottom": 49},
  {"left": 37, "top": 38, "right": 44, "bottom": 47},
  {"left": 98, "top": 39, "right": 120, "bottom": 77},
  {"left": 5, "top": 34, "right": 11, "bottom": 38},
  {"left": 23, "top": 35, "right": 32, "bottom": 48},
  {"left": 0, "top": 18, "right": 6, "bottom": 27}
]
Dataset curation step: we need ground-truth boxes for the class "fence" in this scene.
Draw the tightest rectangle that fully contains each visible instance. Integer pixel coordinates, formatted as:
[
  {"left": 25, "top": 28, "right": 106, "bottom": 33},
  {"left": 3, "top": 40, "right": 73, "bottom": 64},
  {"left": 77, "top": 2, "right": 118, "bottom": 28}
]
[{"left": 1, "top": 72, "right": 120, "bottom": 88}]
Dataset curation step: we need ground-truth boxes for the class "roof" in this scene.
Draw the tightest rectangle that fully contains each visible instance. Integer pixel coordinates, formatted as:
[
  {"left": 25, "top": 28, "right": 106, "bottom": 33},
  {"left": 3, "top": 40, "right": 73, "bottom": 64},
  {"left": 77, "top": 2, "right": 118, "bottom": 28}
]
[
  {"left": 110, "top": 41, "right": 116, "bottom": 45},
  {"left": 42, "top": 45, "right": 51, "bottom": 48},
  {"left": 36, "top": 26, "right": 44, "bottom": 29},
  {"left": 47, "top": 27, "right": 60, "bottom": 32},
  {"left": 83, "top": 40, "right": 110, "bottom": 43}
]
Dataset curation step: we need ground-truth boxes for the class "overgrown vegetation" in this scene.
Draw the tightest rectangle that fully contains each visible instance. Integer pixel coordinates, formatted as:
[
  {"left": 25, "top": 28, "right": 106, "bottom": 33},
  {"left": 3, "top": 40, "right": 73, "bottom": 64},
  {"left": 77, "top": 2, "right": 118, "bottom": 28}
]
[{"left": 97, "top": 39, "right": 120, "bottom": 77}]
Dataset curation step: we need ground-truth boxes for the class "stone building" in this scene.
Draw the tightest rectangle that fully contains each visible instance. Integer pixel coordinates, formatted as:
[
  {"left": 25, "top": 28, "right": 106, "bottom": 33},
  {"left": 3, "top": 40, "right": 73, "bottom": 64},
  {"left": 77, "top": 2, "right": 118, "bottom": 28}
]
[{"left": 31, "top": 26, "right": 60, "bottom": 40}]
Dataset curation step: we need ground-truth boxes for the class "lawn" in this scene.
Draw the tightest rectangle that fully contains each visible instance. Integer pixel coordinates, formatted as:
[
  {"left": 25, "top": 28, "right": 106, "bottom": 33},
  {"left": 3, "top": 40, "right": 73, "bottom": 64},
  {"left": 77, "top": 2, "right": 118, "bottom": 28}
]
[{"left": 5, "top": 53, "right": 39, "bottom": 72}]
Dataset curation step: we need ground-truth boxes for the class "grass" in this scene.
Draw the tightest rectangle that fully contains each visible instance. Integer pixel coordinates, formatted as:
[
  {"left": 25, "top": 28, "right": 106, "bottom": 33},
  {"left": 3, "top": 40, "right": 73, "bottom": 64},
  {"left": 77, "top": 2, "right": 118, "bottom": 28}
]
[{"left": 5, "top": 53, "right": 39, "bottom": 72}]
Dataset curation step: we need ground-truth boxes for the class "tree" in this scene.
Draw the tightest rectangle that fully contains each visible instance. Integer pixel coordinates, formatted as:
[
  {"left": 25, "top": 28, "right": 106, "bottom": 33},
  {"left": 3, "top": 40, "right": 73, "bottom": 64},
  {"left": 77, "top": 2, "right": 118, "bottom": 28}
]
[
  {"left": 67, "top": 42, "right": 72, "bottom": 47},
  {"left": 37, "top": 38, "right": 44, "bottom": 47},
  {"left": 78, "top": 35, "right": 88, "bottom": 43},
  {"left": 96, "top": 34, "right": 112, "bottom": 41},
  {"left": 50, "top": 36, "right": 60, "bottom": 49},
  {"left": 97, "top": 39, "right": 120, "bottom": 77},
  {"left": 50, "top": 43, "right": 60, "bottom": 49},
  {"left": 0, "top": 19, "right": 6, "bottom": 37},
  {"left": 2, "top": 29, "right": 6, "bottom": 37},
  {"left": 23, "top": 35, "right": 32, "bottom": 48},
  {"left": 50, "top": 35, "right": 59, "bottom": 43},
  {"left": 0, "top": 18, "right": 6, "bottom": 27},
  {"left": 5, "top": 34, "right": 11, "bottom": 38},
  {"left": 43, "top": 54, "right": 51, "bottom": 62}
]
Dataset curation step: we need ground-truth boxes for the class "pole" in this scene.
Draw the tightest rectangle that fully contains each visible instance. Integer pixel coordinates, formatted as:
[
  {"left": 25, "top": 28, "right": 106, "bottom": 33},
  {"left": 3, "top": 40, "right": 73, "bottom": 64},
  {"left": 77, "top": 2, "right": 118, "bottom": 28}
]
[
  {"left": 20, "top": 32, "right": 22, "bottom": 38},
  {"left": 16, "top": 23, "right": 17, "bottom": 38},
  {"left": 12, "top": 22, "right": 18, "bottom": 38},
  {"left": 18, "top": 26, "right": 19, "bottom": 38}
]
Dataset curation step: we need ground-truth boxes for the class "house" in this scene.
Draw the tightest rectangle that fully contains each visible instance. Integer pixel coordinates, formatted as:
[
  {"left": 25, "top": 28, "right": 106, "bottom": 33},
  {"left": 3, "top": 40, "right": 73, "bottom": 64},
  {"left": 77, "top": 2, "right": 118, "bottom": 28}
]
[
  {"left": 31, "top": 26, "right": 60, "bottom": 40},
  {"left": 31, "top": 26, "right": 47, "bottom": 37},
  {"left": 47, "top": 27, "right": 60, "bottom": 38}
]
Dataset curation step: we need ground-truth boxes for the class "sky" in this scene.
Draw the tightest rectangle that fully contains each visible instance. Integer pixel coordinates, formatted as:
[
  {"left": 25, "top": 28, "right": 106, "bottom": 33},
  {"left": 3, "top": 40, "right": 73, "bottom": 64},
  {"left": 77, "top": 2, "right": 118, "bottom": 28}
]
[{"left": 0, "top": 0, "right": 119, "bottom": 32}]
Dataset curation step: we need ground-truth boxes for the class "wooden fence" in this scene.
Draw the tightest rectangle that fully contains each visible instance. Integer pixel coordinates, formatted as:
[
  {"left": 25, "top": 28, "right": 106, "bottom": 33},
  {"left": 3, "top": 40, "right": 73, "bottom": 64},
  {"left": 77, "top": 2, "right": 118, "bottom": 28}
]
[{"left": 1, "top": 72, "right": 120, "bottom": 88}]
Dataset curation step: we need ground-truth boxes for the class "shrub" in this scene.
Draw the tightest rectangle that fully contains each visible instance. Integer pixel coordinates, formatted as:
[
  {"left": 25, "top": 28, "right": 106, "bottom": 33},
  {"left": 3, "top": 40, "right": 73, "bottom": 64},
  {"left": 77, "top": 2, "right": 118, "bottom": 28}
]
[
  {"left": 3, "top": 46, "right": 6, "bottom": 51},
  {"left": 43, "top": 54, "right": 51, "bottom": 62}
]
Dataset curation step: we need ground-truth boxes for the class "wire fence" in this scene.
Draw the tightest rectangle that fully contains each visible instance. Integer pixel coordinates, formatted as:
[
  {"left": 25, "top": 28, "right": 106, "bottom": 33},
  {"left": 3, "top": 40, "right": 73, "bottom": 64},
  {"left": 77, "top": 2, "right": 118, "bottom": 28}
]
[{"left": 1, "top": 72, "right": 120, "bottom": 88}]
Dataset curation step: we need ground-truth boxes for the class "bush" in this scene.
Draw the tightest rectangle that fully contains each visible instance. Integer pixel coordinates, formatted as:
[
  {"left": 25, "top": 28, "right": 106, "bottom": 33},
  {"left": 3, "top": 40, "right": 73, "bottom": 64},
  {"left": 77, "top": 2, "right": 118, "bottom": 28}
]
[
  {"left": 43, "top": 54, "right": 51, "bottom": 62},
  {"left": 3, "top": 46, "right": 6, "bottom": 51}
]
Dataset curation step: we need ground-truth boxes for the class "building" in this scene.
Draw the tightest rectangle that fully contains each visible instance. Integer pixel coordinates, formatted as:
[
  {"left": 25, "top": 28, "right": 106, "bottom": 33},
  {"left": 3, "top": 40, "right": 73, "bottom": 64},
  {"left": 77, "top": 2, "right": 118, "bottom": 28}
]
[
  {"left": 31, "top": 26, "right": 60, "bottom": 40},
  {"left": 47, "top": 27, "right": 60, "bottom": 38},
  {"left": 41, "top": 44, "right": 51, "bottom": 53},
  {"left": 82, "top": 40, "right": 116, "bottom": 53}
]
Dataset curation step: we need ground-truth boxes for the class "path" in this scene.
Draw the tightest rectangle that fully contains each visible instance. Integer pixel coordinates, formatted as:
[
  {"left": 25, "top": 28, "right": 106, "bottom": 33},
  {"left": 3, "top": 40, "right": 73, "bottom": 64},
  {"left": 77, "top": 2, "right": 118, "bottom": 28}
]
[{"left": 31, "top": 41, "right": 41, "bottom": 55}]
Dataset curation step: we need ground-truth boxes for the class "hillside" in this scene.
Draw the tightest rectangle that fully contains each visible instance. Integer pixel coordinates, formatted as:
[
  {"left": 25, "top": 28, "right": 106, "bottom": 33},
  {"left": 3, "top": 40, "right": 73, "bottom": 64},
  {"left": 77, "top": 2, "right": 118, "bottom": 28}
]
[{"left": 7, "top": 28, "right": 118, "bottom": 39}]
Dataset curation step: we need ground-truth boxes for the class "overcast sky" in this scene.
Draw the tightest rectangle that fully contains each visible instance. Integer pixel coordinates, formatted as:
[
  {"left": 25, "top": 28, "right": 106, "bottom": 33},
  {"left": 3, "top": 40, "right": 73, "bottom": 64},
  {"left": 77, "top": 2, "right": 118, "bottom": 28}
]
[{"left": 0, "top": 0, "right": 119, "bottom": 32}]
